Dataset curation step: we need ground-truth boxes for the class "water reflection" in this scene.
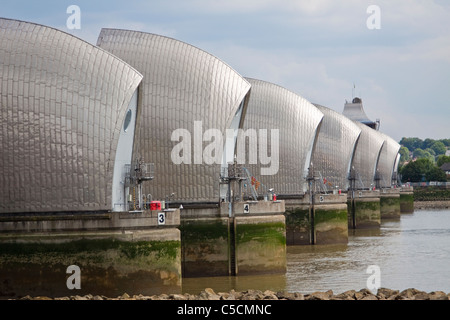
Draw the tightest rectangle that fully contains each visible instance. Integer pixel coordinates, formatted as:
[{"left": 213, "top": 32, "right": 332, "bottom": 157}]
[
  {"left": 287, "top": 209, "right": 450, "bottom": 294},
  {"left": 286, "top": 224, "right": 395, "bottom": 293}
]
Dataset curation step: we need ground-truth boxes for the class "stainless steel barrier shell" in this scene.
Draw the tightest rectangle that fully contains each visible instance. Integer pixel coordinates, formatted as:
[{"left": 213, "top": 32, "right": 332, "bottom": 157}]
[
  {"left": 97, "top": 29, "right": 251, "bottom": 202},
  {"left": 0, "top": 18, "right": 143, "bottom": 213},
  {"left": 240, "top": 78, "right": 324, "bottom": 196},
  {"left": 312, "top": 104, "right": 362, "bottom": 191}
]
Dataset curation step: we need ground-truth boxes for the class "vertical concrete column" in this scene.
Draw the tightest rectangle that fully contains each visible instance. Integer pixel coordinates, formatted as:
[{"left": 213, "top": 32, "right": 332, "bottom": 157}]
[
  {"left": 285, "top": 199, "right": 311, "bottom": 245},
  {"left": 180, "top": 201, "right": 287, "bottom": 277},
  {"left": 234, "top": 214, "right": 286, "bottom": 275},
  {"left": 180, "top": 214, "right": 230, "bottom": 277},
  {"left": 313, "top": 195, "right": 348, "bottom": 245},
  {"left": 380, "top": 188, "right": 401, "bottom": 219},
  {"left": 0, "top": 229, "right": 182, "bottom": 297},
  {"left": 399, "top": 186, "right": 414, "bottom": 213},
  {"left": 0, "top": 210, "right": 182, "bottom": 298},
  {"left": 231, "top": 201, "right": 286, "bottom": 275},
  {"left": 347, "top": 190, "right": 381, "bottom": 229},
  {"left": 285, "top": 195, "right": 348, "bottom": 245}
]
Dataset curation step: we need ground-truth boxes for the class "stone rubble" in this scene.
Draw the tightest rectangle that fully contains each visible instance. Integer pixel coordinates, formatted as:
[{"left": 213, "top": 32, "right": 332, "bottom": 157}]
[
  {"left": 11, "top": 288, "right": 450, "bottom": 300},
  {"left": 414, "top": 201, "right": 450, "bottom": 210}
]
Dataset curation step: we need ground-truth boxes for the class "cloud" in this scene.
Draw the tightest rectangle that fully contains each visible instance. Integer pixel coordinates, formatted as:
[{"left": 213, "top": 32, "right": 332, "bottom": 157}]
[{"left": 1, "top": 0, "right": 448, "bottom": 141}]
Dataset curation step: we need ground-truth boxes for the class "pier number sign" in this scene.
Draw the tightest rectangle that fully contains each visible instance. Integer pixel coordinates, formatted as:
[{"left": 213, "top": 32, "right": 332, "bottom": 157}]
[
  {"left": 158, "top": 212, "right": 166, "bottom": 225},
  {"left": 243, "top": 204, "right": 250, "bottom": 214}
]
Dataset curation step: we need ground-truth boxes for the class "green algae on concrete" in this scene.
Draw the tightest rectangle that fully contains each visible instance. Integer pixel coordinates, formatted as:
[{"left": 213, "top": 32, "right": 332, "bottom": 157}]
[
  {"left": 285, "top": 195, "right": 349, "bottom": 245},
  {"left": 234, "top": 216, "right": 286, "bottom": 275},
  {"left": 380, "top": 195, "right": 401, "bottom": 219},
  {"left": 400, "top": 192, "right": 414, "bottom": 213},
  {"left": 347, "top": 198, "right": 381, "bottom": 229},
  {"left": 285, "top": 201, "right": 348, "bottom": 245},
  {"left": 284, "top": 206, "right": 311, "bottom": 245},
  {"left": 313, "top": 204, "right": 348, "bottom": 245},
  {"left": 180, "top": 201, "right": 287, "bottom": 277},
  {"left": 180, "top": 212, "right": 287, "bottom": 277},
  {"left": 0, "top": 230, "right": 181, "bottom": 298},
  {"left": 180, "top": 218, "right": 230, "bottom": 277}
]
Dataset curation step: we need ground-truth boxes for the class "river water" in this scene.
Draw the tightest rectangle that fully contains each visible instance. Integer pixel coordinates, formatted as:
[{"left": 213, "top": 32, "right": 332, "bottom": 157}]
[{"left": 182, "top": 208, "right": 450, "bottom": 294}]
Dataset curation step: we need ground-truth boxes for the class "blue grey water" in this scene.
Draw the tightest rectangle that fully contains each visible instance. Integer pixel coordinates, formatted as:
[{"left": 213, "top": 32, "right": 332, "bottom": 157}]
[{"left": 181, "top": 209, "right": 450, "bottom": 294}]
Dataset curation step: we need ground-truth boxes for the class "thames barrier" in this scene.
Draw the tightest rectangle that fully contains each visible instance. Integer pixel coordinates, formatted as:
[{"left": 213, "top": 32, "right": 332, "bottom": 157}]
[{"left": 0, "top": 18, "right": 411, "bottom": 298}]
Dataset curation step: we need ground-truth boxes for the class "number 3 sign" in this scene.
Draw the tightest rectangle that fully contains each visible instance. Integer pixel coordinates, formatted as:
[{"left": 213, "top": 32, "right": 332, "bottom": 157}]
[{"left": 158, "top": 212, "right": 166, "bottom": 225}]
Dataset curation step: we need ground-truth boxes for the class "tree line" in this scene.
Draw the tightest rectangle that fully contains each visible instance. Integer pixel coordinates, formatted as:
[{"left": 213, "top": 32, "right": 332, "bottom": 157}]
[{"left": 398, "top": 137, "right": 450, "bottom": 183}]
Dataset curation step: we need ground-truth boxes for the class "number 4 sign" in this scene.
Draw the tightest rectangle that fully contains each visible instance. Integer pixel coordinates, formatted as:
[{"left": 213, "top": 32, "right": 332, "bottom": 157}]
[
  {"left": 158, "top": 212, "right": 166, "bottom": 225},
  {"left": 243, "top": 204, "right": 250, "bottom": 214}
]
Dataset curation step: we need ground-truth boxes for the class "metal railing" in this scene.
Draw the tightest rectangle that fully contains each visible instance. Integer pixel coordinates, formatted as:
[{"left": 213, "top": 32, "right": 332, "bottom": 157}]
[
  {"left": 124, "top": 161, "right": 154, "bottom": 187},
  {"left": 409, "top": 181, "right": 450, "bottom": 187}
]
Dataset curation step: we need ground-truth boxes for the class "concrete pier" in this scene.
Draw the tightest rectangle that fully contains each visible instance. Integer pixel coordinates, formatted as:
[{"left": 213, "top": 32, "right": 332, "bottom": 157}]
[
  {"left": 399, "top": 186, "right": 414, "bottom": 213},
  {"left": 0, "top": 209, "right": 181, "bottom": 298},
  {"left": 284, "top": 198, "right": 311, "bottom": 245},
  {"left": 347, "top": 190, "right": 381, "bottom": 229},
  {"left": 380, "top": 188, "right": 401, "bottom": 219},
  {"left": 285, "top": 193, "right": 348, "bottom": 245},
  {"left": 180, "top": 200, "right": 286, "bottom": 277}
]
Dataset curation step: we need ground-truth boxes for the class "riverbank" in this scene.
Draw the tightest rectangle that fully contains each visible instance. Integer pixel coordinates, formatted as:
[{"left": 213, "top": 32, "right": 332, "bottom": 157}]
[
  {"left": 10, "top": 287, "right": 450, "bottom": 300},
  {"left": 412, "top": 187, "right": 450, "bottom": 203},
  {"left": 414, "top": 200, "right": 450, "bottom": 209}
]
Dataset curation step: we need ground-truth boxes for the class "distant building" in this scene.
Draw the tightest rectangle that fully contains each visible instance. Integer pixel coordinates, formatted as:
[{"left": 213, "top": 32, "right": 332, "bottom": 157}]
[
  {"left": 440, "top": 163, "right": 450, "bottom": 178},
  {"left": 343, "top": 97, "right": 380, "bottom": 130}
]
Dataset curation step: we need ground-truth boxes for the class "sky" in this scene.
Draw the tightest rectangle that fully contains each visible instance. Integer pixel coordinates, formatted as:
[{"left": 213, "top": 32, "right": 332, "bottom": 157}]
[{"left": 2, "top": 0, "right": 450, "bottom": 143}]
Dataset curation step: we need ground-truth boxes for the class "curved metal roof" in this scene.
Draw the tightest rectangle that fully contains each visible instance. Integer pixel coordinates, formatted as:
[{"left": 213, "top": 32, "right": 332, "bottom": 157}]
[
  {"left": 312, "top": 104, "right": 362, "bottom": 191},
  {"left": 0, "top": 18, "right": 143, "bottom": 213},
  {"left": 240, "top": 78, "right": 324, "bottom": 196},
  {"left": 342, "top": 97, "right": 377, "bottom": 127},
  {"left": 376, "top": 132, "right": 401, "bottom": 188},
  {"left": 97, "top": 29, "right": 251, "bottom": 202},
  {"left": 351, "top": 121, "right": 385, "bottom": 189}
]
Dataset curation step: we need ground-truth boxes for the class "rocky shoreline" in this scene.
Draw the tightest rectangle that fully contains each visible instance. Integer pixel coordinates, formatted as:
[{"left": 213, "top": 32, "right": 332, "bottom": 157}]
[
  {"left": 12, "top": 288, "right": 450, "bottom": 300},
  {"left": 414, "top": 200, "right": 450, "bottom": 210}
]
